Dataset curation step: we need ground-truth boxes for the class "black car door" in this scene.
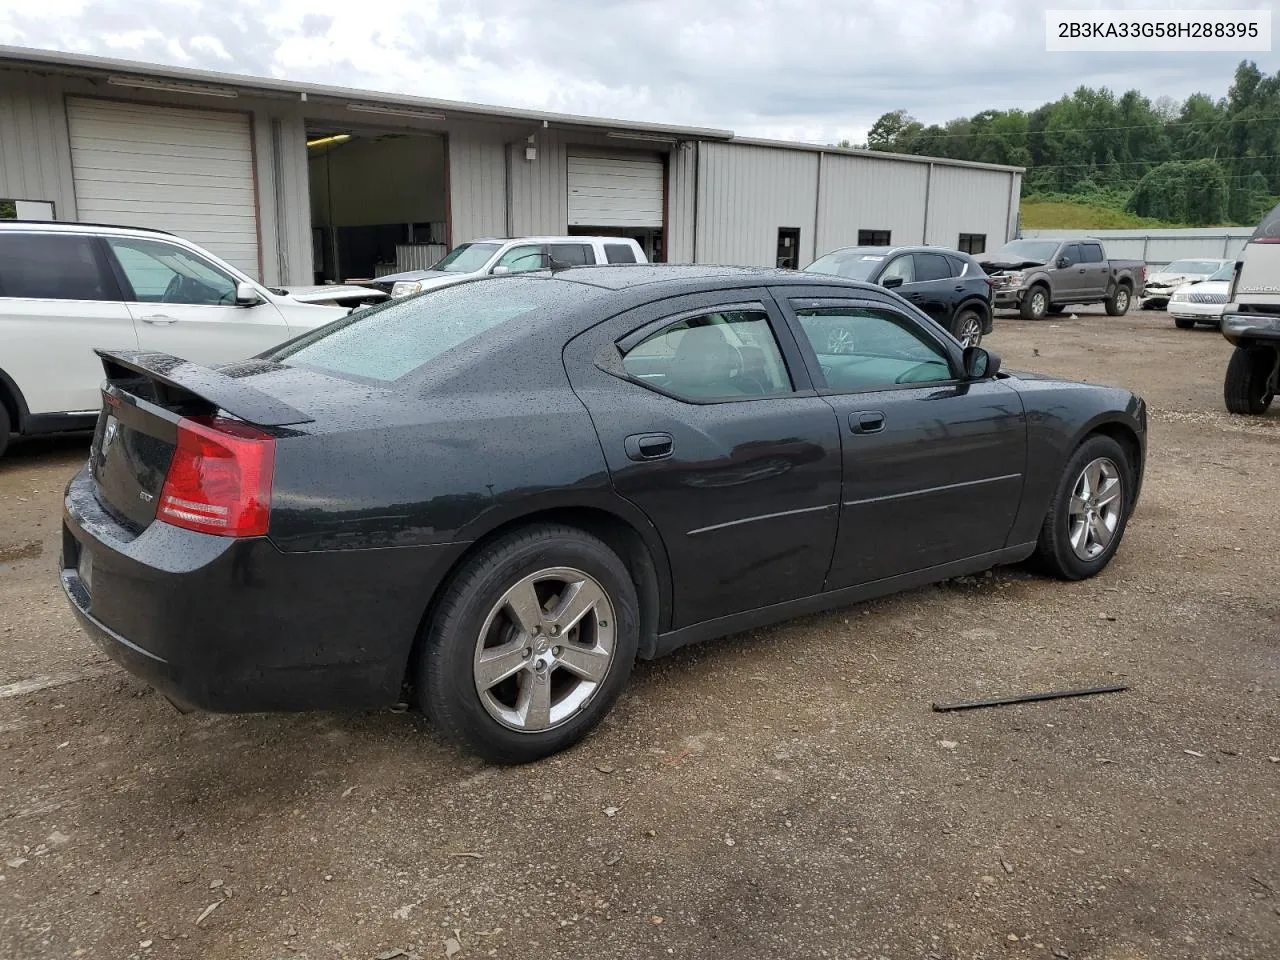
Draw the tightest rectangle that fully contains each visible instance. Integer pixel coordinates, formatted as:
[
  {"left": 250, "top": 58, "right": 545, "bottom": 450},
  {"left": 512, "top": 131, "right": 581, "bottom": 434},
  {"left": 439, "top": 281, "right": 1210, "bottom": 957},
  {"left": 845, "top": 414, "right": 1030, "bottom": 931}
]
[
  {"left": 898, "top": 252, "right": 957, "bottom": 326},
  {"left": 772, "top": 287, "right": 1028, "bottom": 589},
  {"left": 562, "top": 288, "right": 843, "bottom": 629}
]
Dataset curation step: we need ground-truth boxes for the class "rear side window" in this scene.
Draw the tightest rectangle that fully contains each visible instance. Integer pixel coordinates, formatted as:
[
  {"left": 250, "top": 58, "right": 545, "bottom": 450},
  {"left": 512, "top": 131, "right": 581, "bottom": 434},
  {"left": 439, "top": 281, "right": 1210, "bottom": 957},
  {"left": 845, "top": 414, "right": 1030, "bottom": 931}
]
[
  {"left": 1082, "top": 243, "right": 1104, "bottom": 263},
  {"left": 274, "top": 278, "right": 571, "bottom": 383},
  {"left": 548, "top": 243, "right": 595, "bottom": 266},
  {"left": 913, "top": 253, "right": 953, "bottom": 282},
  {"left": 621, "top": 310, "right": 792, "bottom": 401},
  {"left": 604, "top": 243, "right": 637, "bottom": 264},
  {"left": 0, "top": 233, "right": 115, "bottom": 301}
]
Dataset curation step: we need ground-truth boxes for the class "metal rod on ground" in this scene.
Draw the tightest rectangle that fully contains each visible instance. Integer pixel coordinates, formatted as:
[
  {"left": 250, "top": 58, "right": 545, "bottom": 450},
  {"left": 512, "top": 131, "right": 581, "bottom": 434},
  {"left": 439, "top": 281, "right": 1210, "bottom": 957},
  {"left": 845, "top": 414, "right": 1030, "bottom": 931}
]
[{"left": 931, "top": 684, "right": 1129, "bottom": 713}]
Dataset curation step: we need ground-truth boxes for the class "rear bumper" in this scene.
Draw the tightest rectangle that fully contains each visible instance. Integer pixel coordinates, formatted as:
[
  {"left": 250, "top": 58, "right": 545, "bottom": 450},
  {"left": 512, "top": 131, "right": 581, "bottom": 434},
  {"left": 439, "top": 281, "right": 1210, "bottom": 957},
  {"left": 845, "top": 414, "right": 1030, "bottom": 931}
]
[
  {"left": 1221, "top": 312, "right": 1280, "bottom": 347},
  {"left": 61, "top": 467, "right": 467, "bottom": 712}
]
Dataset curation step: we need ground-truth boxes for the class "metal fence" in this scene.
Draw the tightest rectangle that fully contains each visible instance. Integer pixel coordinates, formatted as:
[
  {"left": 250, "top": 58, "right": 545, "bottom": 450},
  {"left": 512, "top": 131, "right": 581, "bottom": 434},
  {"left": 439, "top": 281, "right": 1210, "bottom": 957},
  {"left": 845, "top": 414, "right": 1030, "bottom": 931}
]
[{"left": 1019, "top": 228, "right": 1253, "bottom": 266}]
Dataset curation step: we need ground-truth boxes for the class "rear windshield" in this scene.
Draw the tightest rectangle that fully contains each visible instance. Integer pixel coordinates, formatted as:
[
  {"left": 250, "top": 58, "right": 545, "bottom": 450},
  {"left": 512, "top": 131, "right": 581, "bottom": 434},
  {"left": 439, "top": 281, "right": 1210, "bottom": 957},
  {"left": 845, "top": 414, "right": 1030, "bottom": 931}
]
[{"left": 271, "top": 278, "right": 568, "bottom": 382}]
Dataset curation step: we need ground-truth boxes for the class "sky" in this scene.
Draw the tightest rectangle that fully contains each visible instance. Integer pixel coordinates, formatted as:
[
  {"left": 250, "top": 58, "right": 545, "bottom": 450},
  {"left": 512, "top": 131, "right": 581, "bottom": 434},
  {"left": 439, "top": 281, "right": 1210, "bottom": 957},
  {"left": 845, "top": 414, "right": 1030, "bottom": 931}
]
[{"left": 0, "top": 0, "right": 1272, "bottom": 143}]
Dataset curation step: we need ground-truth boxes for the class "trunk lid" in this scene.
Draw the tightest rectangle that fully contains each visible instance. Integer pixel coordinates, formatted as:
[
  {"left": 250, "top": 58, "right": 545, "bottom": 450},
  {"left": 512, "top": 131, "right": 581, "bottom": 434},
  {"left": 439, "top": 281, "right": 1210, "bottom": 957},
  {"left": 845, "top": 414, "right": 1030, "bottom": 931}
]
[{"left": 89, "top": 351, "right": 314, "bottom": 532}]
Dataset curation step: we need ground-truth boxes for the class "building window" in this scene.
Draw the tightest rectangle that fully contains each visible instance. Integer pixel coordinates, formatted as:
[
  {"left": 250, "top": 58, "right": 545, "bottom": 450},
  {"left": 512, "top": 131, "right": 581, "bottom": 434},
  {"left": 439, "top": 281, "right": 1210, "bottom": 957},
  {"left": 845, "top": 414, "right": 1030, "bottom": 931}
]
[
  {"left": 0, "top": 199, "right": 55, "bottom": 221},
  {"left": 858, "top": 229, "right": 891, "bottom": 246},
  {"left": 958, "top": 233, "right": 986, "bottom": 255},
  {"left": 776, "top": 228, "right": 801, "bottom": 269}
]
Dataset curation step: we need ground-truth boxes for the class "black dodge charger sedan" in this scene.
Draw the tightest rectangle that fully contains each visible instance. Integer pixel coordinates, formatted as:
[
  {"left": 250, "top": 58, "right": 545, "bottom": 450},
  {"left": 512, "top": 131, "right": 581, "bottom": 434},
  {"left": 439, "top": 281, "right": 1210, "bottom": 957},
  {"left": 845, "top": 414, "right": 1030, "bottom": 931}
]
[{"left": 61, "top": 266, "right": 1146, "bottom": 763}]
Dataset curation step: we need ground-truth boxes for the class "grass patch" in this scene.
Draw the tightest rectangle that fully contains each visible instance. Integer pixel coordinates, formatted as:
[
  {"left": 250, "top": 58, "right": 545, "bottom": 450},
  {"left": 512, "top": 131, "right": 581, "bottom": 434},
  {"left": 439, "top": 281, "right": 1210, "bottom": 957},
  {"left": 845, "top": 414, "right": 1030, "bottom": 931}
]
[{"left": 1019, "top": 200, "right": 1179, "bottom": 229}]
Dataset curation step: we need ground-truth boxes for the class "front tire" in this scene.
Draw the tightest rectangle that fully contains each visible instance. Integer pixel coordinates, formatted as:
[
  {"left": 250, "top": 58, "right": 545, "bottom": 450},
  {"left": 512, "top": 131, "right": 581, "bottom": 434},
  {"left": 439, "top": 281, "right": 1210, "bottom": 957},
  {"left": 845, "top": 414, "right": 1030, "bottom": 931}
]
[
  {"left": 951, "top": 308, "right": 984, "bottom": 347},
  {"left": 418, "top": 524, "right": 639, "bottom": 764},
  {"left": 1105, "top": 284, "right": 1132, "bottom": 316},
  {"left": 1033, "top": 435, "right": 1134, "bottom": 581},
  {"left": 1224, "top": 345, "right": 1277, "bottom": 416},
  {"left": 1020, "top": 286, "right": 1049, "bottom": 320},
  {"left": 1173, "top": 317, "right": 1195, "bottom": 330}
]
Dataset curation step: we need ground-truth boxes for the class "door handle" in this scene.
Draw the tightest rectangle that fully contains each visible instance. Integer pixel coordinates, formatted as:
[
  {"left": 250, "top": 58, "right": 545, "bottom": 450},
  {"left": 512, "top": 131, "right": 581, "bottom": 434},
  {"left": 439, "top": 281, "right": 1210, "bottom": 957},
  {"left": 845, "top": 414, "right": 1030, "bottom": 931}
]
[
  {"left": 624, "top": 432, "right": 673, "bottom": 461},
  {"left": 139, "top": 315, "right": 178, "bottom": 324},
  {"left": 850, "top": 411, "right": 885, "bottom": 434}
]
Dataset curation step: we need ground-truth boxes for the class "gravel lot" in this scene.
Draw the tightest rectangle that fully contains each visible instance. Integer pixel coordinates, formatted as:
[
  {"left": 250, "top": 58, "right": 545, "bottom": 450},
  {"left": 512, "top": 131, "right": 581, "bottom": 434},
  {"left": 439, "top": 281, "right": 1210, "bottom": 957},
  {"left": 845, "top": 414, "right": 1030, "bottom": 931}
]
[{"left": 1, "top": 307, "right": 1277, "bottom": 960}]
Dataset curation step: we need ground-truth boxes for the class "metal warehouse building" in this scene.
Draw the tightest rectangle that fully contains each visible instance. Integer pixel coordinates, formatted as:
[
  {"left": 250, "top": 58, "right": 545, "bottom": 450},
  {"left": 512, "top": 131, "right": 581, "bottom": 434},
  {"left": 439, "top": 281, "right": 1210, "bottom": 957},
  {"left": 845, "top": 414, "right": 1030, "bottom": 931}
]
[{"left": 0, "top": 46, "right": 1022, "bottom": 286}]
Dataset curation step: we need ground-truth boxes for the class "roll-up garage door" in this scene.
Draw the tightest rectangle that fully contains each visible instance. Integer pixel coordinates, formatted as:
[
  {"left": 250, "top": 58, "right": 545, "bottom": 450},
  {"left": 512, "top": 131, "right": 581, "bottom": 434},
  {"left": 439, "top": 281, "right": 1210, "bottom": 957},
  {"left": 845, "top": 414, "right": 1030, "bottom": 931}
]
[
  {"left": 567, "top": 154, "right": 664, "bottom": 228},
  {"left": 66, "top": 98, "right": 261, "bottom": 277}
]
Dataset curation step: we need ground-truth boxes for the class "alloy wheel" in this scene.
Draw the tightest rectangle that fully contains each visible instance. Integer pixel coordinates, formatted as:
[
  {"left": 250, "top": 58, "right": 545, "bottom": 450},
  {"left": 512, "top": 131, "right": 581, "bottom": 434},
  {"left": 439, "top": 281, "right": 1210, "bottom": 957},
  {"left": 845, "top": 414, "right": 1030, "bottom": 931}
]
[
  {"left": 472, "top": 566, "right": 616, "bottom": 732},
  {"left": 958, "top": 315, "right": 983, "bottom": 347},
  {"left": 1067, "top": 457, "right": 1124, "bottom": 561}
]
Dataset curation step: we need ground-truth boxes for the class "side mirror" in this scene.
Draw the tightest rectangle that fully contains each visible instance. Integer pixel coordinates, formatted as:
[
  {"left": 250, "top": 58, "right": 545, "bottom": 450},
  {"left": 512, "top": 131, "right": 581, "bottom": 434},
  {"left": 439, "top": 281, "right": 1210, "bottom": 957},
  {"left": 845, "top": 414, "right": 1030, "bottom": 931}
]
[
  {"left": 963, "top": 346, "right": 1000, "bottom": 379},
  {"left": 235, "top": 281, "right": 265, "bottom": 307},
  {"left": 491, "top": 265, "right": 510, "bottom": 276},
  {"left": 881, "top": 275, "right": 904, "bottom": 289},
  {"left": 1056, "top": 257, "right": 1070, "bottom": 269}
]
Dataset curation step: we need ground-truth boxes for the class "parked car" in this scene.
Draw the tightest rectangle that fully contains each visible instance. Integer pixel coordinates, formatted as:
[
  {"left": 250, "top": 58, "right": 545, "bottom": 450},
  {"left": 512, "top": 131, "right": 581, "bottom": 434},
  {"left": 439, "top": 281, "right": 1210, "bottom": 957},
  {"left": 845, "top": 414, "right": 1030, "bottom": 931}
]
[
  {"left": 1142, "top": 258, "right": 1231, "bottom": 310},
  {"left": 980, "top": 238, "right": 1146, "bottom": 320},
  {"left": 803, "top": 245, "right": 993, "bottom": 346},
  {"left": 1220, "top": 202, "right": 1280, "bottom": 415},
  {"left": 62, "top": 266, "right": 1147, "bottom": 763},
  {"left": 1168, "top": 261, "right": 1235, "bottom": 329},
  {"left": 0, "top": 221, "right": 351, "bottom": 459},
  {"left": 371, "top": 236, "right": 649, "bottom": 298}
]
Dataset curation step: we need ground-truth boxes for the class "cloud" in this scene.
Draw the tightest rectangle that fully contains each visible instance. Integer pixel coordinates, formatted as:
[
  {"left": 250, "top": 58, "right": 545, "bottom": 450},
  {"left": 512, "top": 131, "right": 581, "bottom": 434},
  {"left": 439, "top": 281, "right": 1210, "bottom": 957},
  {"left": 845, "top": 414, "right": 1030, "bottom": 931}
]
[{"left": 0, "top": 0, "right": 1269, "bottom": 143}]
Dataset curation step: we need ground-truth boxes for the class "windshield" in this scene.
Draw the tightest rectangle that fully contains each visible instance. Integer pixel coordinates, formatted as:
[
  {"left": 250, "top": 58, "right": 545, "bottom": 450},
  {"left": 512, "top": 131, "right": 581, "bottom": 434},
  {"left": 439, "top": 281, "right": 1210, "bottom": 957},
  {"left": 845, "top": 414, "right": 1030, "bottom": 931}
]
[
  {"left": 804, "top": 250, "right": 886, "bottom": 281},
  {"left": 1208, "top": 262, "right": 1236, "bottom": 282},
  {"left": 1164, "top": 260, "right": 1222, "bottom": 276},
  {"left": 990, "top": 240, "right": 1060, "bottom": 262},
  {"left": 429, "top": 242, "right": 501, "bottom": 273},
  {"left": 271, "top": 278, "right": 568, "bottom": 382}
]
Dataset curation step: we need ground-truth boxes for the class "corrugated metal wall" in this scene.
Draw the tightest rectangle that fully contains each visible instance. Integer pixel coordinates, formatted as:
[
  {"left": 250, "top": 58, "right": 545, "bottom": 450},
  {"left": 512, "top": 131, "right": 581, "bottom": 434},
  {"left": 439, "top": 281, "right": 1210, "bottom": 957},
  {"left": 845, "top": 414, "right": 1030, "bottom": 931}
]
[
  {"left": 816, "top": 153, "right": 928, "bottom": 252},
  {"left": 448, "top": 124, "right": 507, "bottom": 242},
  {"left": 925, "top": 165, "right": 1017, "bottom": 252},
  {"left": 696, "top": 141, "right": 819, "bottom": 266},
  {"left": 0, "top": 71, "right": 77, "bottom": 220},
  {"left": 666, "top": 141, "right": 697, "bottom": 263}
]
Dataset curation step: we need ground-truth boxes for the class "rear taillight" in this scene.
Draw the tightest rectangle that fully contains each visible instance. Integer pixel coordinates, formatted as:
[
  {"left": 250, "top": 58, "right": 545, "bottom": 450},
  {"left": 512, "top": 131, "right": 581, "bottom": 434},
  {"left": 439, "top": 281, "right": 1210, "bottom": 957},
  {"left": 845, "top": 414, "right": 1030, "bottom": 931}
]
[
  {"left": 1251, "top": 236, "right": 1280, "bottom": 244},
  {"left": 158, "top": 417, "right": 275, "bottom": 537}
]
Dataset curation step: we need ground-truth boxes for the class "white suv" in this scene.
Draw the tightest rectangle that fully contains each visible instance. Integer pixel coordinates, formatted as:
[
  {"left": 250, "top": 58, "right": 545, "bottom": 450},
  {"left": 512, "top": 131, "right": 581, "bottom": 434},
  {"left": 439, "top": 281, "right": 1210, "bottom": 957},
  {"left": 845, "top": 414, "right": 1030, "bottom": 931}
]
[
  {"left": 0, "top": 222, "right": 350, "bottom": 457},
  {"left": 374, "top": 236, "right": 648, "bottom": 298}
]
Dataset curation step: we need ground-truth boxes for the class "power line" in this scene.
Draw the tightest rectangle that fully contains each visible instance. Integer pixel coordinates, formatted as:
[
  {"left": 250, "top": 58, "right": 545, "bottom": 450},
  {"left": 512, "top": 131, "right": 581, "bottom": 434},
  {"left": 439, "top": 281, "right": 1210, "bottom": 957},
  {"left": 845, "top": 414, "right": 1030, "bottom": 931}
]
[{"left": 1029, "top": 153, "right": 1280, "bottom": 170}]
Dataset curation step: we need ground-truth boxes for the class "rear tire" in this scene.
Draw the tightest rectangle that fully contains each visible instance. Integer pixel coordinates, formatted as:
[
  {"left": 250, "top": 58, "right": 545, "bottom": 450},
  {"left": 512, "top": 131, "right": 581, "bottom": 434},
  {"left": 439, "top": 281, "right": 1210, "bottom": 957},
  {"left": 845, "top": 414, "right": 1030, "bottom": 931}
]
[
  {"left": 1020, "top": 286, "right": 1049, "bottom": 320},
  {"left": 1105, "top": 284, "right": 1132, "bottom": 316},
  {"left": 1033, "top": 434, "right": 1134, "bottom": 581},
  {"left": 417, "top": 524, "right": 639, "bottom": 764},
  {"left": 1173, "top": 317, "right": 1195, "bottom": 330},
  {"left": 0, "top": 402, "right": 9, "bottom": 459},
  {"left": 1224, "top": 345, "right": 1276, "bottom": 416}
]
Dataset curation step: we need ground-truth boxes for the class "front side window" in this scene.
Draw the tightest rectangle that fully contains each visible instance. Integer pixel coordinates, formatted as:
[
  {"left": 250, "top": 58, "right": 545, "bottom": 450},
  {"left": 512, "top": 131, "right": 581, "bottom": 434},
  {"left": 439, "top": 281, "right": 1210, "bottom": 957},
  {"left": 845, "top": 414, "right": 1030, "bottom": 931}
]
[
  {"left": 1059, "top": 244, "right": 1081, "bottom": 267},
  {"left": 621, "top": 310, "right": 792, "bottom": 401},
  {"left": 0, "top": 233, "right": 113, "bottom": 301},
  {"left": 548, "top": 243, "right": 595, "bottom": 266},
  {"left": 792, "top": 305, "right": 953, "bottom": 392},
  {"left": 107, "top": 238, "right": 237, "bottom": 306},
  {"left": 496, "top": 245, "right": 546, "bottom": 273},
  {"left": 880, "top": 255, "right": 915, "bottom": 285},
  {"left": 913, "top": 253, "right": 953, "bottom": 282}
]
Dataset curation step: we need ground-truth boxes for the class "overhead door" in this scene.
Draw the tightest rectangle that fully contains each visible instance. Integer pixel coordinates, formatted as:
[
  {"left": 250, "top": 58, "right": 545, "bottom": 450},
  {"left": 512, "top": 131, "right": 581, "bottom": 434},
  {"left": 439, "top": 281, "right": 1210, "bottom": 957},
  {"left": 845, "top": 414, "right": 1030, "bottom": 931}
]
[
  {"left": 567, "top": 154, "right": 663, "bottom": 228},
  {"left": 66, "top": 98, "right": 260, "bottom": 277}
]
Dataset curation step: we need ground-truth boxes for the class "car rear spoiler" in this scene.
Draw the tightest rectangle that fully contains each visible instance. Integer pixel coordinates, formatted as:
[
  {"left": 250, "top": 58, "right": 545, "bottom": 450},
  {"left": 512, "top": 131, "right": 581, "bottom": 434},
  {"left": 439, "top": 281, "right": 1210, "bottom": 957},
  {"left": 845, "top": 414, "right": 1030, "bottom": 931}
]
[{"left": 95, "top": 349, "right": 315, "bottom": 427}]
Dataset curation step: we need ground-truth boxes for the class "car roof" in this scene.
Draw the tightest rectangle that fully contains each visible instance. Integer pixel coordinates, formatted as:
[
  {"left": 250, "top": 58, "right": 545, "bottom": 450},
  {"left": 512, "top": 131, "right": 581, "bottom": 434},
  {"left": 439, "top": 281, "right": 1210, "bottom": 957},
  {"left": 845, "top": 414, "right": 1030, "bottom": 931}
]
[
  {"left": 0, "top": 220, "right": 176, "bottom": 238},
  {"left": 510, "top": 263, "right": 879, "bottom": 293},
  {"left": 820, "top": 245, "right": 972, "bottom": 259},
  {"left": 468, "top": 236, "right": 643, "bottom": 245}
]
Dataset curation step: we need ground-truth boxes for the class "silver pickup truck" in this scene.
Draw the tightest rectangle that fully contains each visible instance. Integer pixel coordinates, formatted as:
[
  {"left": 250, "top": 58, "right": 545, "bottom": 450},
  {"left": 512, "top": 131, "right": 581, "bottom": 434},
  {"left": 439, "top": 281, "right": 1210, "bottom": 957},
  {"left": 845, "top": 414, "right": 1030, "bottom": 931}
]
[{"left": 980, "top": 238, "right": 1147, "bottom": 320}]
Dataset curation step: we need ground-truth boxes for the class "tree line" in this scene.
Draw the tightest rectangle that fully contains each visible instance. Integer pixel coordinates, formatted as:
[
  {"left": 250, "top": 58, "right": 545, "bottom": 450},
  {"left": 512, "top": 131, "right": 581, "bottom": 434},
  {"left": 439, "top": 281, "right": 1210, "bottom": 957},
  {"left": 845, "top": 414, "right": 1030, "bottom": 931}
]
[{"left": 854, "top": 61, "right": 1279, "bottom": 227}]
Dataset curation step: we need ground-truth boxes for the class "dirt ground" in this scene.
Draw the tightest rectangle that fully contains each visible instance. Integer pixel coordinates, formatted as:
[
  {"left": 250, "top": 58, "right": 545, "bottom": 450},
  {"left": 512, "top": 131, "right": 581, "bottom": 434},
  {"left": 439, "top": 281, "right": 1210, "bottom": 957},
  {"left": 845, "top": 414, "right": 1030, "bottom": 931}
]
[{"left": 1, "top": 307, "right": 1277, "bottom": 960}]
